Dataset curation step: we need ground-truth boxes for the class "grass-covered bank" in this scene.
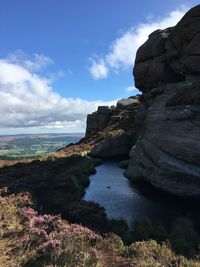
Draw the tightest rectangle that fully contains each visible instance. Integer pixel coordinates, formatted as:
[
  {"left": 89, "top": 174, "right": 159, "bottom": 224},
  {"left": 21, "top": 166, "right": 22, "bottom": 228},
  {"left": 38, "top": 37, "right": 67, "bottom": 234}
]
[
  {"left": 0, "top": 155, "right": 104, "bottom": 229},
  {"left": 0, "top": 155, "right": 131, "bottom": 236}
]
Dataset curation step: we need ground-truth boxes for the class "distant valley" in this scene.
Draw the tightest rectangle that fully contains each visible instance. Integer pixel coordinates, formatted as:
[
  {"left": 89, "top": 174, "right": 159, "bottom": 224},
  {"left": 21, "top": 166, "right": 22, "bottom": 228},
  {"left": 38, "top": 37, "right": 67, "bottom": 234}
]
[{"left": 0, "top": 133, "right": 83, "bottom": 159}]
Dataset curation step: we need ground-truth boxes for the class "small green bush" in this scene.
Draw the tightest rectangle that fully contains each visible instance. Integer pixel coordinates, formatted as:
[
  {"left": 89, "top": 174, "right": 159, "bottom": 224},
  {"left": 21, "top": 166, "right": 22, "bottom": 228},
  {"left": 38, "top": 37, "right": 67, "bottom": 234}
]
[
  {"left": 132, "top": 218, "right": 153, "bottom": 241},
  {"left": 169, "top": 217, "right": 200, "bottom": 257}
]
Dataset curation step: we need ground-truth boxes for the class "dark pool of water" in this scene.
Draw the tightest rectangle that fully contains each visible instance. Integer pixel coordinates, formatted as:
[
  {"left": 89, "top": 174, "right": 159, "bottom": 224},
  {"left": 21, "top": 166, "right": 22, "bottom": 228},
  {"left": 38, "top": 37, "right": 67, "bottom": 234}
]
[{"left": 83, "top": 161, "right": 200, "bottom": 228}]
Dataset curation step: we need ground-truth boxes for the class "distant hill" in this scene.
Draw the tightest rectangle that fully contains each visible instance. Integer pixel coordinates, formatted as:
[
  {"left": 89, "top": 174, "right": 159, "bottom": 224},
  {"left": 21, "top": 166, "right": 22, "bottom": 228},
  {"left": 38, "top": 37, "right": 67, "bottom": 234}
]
[{"left": 0, "top": 133, "right": 84, "bottom": 160}]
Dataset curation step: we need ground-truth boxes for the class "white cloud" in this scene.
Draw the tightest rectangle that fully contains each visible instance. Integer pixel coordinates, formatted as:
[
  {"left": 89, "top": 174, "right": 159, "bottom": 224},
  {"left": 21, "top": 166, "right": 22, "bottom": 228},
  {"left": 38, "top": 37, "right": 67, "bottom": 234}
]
[
  {"left": 125, "top": 85, "right": 141, "bottom": 96},
  {"left": 89, "top": 5, "right": 190, "bottom": 79},
  {"left": 6, "top": 50, "right": 54, "bottom": 72},
  {"left": 0, "top": 54, "right": 116, "bottom": 133},
  {"left": 126, "top": 86, "right": 136, "bottom": 92},
  {"left": 89, "top": 59, "right": 108, "bottom": 80}
]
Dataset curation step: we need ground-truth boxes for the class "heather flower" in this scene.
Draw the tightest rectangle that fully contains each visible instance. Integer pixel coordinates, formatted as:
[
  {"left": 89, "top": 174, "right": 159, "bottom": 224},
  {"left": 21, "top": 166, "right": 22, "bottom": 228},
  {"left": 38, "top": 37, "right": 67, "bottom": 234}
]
[
  {"left": 40, "top": 239, "right": 62, "bottom": 251},
  {"left": 28, "top": 226, "right": 47, "bottom": 237},
  {"left": 20, "top": 207, "right": 37, "bottom": 219},
  {"left": 1, "top": 191, "right": 102, "bottom": 266}
]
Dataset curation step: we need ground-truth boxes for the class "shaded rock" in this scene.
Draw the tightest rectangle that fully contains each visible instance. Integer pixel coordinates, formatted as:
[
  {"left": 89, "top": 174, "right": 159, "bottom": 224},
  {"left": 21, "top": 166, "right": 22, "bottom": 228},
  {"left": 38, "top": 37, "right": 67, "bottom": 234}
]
[
  {"left": 90, "top": 133, "right": 132, "bottom": 158},
  {"left": 85, "top": 99, "right": 144, "bottom": 139},
  {"left": 128, "top": 6, "right": 200, "bottom": 197},
  {"left": 126, "top": 81, "right": 200, "bottom": 197},
  {"left": 86, "top": 106, "right": 112, "bottom": 137},
  {"left": 118, "top": 160, "right": 129, "bottom": 169},
  {"left": 134, "top": 5, "right": 200, "bottom": 92},
  {"left": 117, "top": 97, "right": 140, "bottom": 110},
  {"left": 167, "top": 5, "right": 200, "bottom": 76},
  {"left": 97, "top": 106, "right": 112, "bottom": 114},
  {"left": 134, "top": 28, "right": 184, "bottom": 91}
]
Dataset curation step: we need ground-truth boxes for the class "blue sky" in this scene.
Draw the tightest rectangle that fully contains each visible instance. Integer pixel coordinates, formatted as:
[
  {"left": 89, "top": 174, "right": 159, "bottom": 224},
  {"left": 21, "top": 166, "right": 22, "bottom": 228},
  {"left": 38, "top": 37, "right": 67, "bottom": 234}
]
[{"left": 0, "top": 0, "right": 199, "bottom": 133}]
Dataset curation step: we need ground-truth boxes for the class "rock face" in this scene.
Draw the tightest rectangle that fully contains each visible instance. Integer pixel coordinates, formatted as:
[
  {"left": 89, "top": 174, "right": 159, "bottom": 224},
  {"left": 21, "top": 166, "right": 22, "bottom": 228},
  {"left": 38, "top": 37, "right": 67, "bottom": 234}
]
[
  {"left": 126, "top": 81, "right": 200, "bottom": 197},
  {"left": 85, "top": 95, "right": 144, "bottom": 158},
  {"left": 134, "top": 5, "right": 200, "bottom": 91},
  {"left": 90, "top": 132, "right": 132, "bottom": 158},
  {"left": 134, "top": 28, "right": 184, "bottom": 90},
  {"left": 86, "top": 106, "right": 113, "bottom": 137},
  {"left": 117, "top": 97, "right": 140, "bottom": 110},
  {"left": 83, "top": 6, "right": 200, "bottom": 197},
  {"left": 126, "top": 5, "right": 200, "bottom": 197}
]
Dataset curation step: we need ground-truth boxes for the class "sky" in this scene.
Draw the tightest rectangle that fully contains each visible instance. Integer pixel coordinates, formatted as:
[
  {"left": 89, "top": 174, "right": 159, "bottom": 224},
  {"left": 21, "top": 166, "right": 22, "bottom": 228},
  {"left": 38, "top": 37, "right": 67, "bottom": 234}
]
[{"left": 0, "top": 0, "right": 199, "bottom": 134}]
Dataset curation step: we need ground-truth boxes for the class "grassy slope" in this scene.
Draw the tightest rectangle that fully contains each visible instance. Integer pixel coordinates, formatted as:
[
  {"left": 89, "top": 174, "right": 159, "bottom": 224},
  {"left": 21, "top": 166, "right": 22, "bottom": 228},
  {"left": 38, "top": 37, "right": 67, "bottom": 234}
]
[{"left": 1, "top": 189, "right": 199, "bottom": 267}]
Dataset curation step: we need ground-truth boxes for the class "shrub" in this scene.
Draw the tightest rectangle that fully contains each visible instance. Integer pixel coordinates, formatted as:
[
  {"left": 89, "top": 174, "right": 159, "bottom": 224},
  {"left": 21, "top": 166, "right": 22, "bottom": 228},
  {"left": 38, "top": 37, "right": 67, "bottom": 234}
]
[
  {"left": 153, "top": 222, "right": 168, "bottom": 242},
  {"left": 132, "top": 218, "right": 153, "bottom": 241},
  {"left": 108, "top": 219, "right": 134, "bottom": 244},
  {"left": 169, "top": 217, "right": 200, "bottom": 257},
  {"left": 65, "top": 200, "right": 109, "bottom": 232},
  {"left": 122, "top": 240, "right": 191, "bottom": 266}
]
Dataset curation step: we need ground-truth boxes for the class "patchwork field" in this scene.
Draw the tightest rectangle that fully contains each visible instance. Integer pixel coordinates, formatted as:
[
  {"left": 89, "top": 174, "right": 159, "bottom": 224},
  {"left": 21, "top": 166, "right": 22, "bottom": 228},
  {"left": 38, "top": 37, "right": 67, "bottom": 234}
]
[{"left": 0, "top": 133, "right": 83, "bottom": 159}]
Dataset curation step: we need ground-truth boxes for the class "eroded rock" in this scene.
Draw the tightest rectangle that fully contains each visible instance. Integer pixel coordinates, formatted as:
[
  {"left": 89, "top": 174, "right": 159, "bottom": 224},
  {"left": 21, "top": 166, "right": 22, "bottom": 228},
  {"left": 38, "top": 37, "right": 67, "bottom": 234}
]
[
  {"left": 126, "top": 80, "right": 200, "bottom": 197},
  {"left": 90, "top": 133, "right": 132, "bottom": 158},
  {"left": 134, "top": 5, "right": 200, "bottom": 92}
]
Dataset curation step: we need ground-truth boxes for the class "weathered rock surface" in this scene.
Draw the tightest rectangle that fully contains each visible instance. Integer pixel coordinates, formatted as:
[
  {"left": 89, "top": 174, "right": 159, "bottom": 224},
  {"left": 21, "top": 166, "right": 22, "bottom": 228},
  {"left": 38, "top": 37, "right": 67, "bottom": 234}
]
[
  {"left": 90, "top": 132, "right": 132, "bottom": 158},
  {"left": 86, "top": 106, "right": 113, "bottom": 137},
  {"left": 134, "top": 5, "right": 200, "bottom": 92},
  {"left": 134, "top": 28, "right": 184, "bottom": 90},
  {"left": 85, "top": 95, "right": 144, "bottom": 158},
  {"left": 127, "top": 5, "right": 200, "bottom": 197},
  {"left": 117, "top": 97, "right": 140, "bottom": 110},
  {"left": 126, "top": 81, "right": 200, "bottom": 197}
]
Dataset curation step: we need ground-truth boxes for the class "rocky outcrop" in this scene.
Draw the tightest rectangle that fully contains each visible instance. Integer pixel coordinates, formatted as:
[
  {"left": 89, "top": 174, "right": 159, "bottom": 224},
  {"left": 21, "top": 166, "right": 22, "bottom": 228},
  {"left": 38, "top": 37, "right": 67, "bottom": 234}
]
[
  {"left": 126, "top": 5, "right": 200, "bottom": 197},
  {"left": 85, "top": 95, "right": 144, "bottom": 158},
  {"left": 126, "top": 81, "right": 200, "bottom": 197},
  {"left": 86, "top": 95, "right": 144, "bottom": 139},
  {"left": 64, "top": 5, "right": 200, "bottom": 197},
  {"left": 134, "top": 28, "right": 184, "bottom": 90},
  {"left": 86, "top": 106, "right": 113, "bottom": 137},
  {"left": 117, "top": 97, "right": 140, "bottom": 110},
  {"left": 90, "top": 132, "right": 132, "bottom": 158},
  {"left": 134, "top": 5, "right": 200, "bottom": 91}
]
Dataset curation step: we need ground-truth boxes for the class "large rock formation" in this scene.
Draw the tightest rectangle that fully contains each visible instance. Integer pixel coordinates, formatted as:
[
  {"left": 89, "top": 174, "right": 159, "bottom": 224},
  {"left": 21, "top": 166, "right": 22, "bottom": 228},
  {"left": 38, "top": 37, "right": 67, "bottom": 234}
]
[
  {"left": 86, "top": 95, "right": 145, "bottom": 158},
  {"left": 67, "top": 5, "right": 200, "bottom": 197},
  {"left": 90, "top": 132, "right": 132, "bottom": 158},
  {"left": 86, "top": 106, "right": 113, "bottom": 137},
  {"left": 134, "top": 5, "right": 200, "bottom": 91},
  {"left": 126, "top": 5, "right": 200, "bottom": 197}
]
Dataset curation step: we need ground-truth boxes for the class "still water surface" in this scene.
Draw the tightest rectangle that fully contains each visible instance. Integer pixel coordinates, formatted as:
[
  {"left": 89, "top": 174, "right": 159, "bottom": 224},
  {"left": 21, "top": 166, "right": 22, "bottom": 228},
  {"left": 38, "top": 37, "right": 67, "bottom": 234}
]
[{"left": 83, "top": 161, "right": 199, "bottom": 228}]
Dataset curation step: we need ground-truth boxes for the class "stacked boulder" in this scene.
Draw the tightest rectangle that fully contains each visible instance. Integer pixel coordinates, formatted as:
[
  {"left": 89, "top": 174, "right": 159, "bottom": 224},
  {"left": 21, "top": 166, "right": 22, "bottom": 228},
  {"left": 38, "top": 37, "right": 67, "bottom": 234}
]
[{"left": 126, "top": 5, "right": 200, "bottom": 197}]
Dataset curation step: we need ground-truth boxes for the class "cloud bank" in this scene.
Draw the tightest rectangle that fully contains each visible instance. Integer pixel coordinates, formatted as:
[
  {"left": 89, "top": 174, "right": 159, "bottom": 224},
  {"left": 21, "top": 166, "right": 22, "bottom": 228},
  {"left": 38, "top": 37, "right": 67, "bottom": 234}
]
[
  {"left": 0, "top": 53, "right": 116, "bottom": 133},
  {"left": 89, "top": 6, "right": 189, "bottom": 79}
]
